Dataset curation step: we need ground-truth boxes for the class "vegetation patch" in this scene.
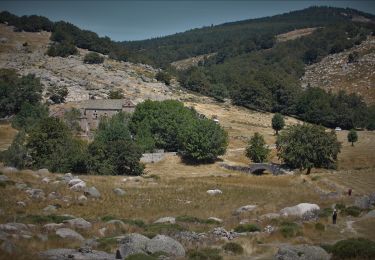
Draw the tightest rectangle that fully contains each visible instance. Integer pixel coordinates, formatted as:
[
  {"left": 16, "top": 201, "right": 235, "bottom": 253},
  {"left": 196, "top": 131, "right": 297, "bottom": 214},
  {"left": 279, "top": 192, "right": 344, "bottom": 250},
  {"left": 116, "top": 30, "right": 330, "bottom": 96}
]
[
  {"left": 330, "top": 238, "right": 375, "bottom": 259},
  {"left": 342, "top": 206, "right": 362, "bottom": 217},
  {"left": 222, "top": 242, "right": 244, "bottom": 254},
  {"left": 187, "top": 247, "right": 222, "bottom": 260},
  {"left": 125, "top": 253, "right": 157, "bottom": 260},
  {"left": 315, "top": 222, "right": 325, "bottom": 231},
  {"left": 97, "top": 237, "right": 117, "bottom": 252},
  {"left": 234, "top": 224, "right": 261, "bottom": 233},
  {"left": 123, "top": 219, "right": 146, "bottom": 228},
  {"left": 279, "top": 221, "right": 300, "bottom": 238},
  {"left": 176, "top": 215, "right": 220, "bottom": 224},
  {"left": 144, "top": 223, "right": 185, "bottom": 234}
]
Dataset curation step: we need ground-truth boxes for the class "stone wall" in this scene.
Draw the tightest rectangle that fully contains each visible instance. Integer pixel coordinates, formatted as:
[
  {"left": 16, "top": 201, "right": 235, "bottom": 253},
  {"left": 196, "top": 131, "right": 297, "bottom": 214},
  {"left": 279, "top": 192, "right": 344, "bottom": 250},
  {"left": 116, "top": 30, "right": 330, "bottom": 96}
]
[{"left": 140, "top": 152, "right": 177, "bottom": 163}]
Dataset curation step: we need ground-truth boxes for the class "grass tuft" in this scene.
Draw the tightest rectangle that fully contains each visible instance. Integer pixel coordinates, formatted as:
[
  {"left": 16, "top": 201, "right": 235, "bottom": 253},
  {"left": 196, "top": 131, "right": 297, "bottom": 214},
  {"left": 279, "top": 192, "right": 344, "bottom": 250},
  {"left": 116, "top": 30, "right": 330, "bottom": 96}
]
[
  {"left": 234, "top": 224, "right": 260, "bottom": 233},
  {"left": 279, "top": 221, "right": 300, "bottom": 238},
  {"left": 222, "top": 242, "right": 244, "bottom": 254}
]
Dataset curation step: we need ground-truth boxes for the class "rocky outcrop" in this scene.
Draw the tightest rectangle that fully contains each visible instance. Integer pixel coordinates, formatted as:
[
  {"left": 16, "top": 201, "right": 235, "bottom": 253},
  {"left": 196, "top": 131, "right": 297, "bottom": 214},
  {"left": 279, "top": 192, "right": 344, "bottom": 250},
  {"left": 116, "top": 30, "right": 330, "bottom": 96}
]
[
  {"left": 274, "top": 244, "right": 330, "bottom": 260},
  {"left": 280, "top": 203, "right": 320, "bottom": 217}
]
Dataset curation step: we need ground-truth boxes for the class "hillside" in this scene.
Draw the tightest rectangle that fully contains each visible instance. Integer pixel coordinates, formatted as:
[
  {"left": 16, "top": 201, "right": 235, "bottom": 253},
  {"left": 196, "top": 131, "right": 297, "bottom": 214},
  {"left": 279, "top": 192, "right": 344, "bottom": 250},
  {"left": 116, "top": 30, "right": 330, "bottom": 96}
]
[
  {"left": 0, "top": 24, "right": 197, "bottom": 104},
  {"left": 302, "top": 35, "right": 375, "bottom": 104}
]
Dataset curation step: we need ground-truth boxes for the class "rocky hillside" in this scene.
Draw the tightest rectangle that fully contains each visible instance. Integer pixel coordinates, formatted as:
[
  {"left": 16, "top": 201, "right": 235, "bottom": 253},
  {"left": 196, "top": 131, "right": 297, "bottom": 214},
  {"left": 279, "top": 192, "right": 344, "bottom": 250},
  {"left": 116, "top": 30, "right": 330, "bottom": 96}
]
[
  {"left": 0, "top": 24, "right": 199, "bottom": 104},
  {"left": 301, "top": 36, "right": 375, "bottom": 104}
]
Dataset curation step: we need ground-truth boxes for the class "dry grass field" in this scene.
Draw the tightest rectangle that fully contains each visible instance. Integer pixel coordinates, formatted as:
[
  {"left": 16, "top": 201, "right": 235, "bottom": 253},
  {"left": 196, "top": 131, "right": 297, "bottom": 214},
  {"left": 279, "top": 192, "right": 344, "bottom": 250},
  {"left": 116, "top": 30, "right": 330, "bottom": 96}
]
[{"left": 0, "top": 100, "right": 374, "bottom": 259}]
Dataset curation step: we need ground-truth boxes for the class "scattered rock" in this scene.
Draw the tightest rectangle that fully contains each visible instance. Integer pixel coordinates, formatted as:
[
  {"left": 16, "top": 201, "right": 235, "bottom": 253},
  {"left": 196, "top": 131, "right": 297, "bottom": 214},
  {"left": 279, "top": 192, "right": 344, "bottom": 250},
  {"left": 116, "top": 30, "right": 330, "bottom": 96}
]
[
  {"left": 260, "top": 213, "right": 280, "bottom": 220},
  {"left": 274, "top": 244, "right": 330, "bottom": 260},
  {"left": 174, "top": 231, "right": 206, "bottom": 244},
  {"left": 16, "top": 201, "right": 26, "bottom": 207},
  {"left": 40, "top": 248, "right": 114, "bottom": 260},
  {"left": 59, "top": 173, "right": 74, "bottom": 183},
  {"left": 0, "top": 175, "right": 9, "bottom": 182},
  {"left": 280, "top": 203, "right": 320, "bottom": 217},
  {"left": 211, "top": 227, "right": 239, "bottom": 240},
  {"left": 84, "top": 186, "right": 101, "bottom": 198},
  {"left": 42, "top": 177, "right": 51, "bottom": 183},
  {"left": 78, "top": 195, "right": 88, "bottom": 203},
  {"left": 302, "top": 210, "right": 319, "bottom": 222},
  {"left": 37, "top": 168, "right": 50, "bottom": 176},
  {"left": 154, "top": 217, "right": 176, "bottom": 224},
  {"left": 15, "top": 183, "right": 27, "bottom": 190},
  {"left": 43, "top": 205, "right": 58, "bottom": 214},
  {"left": 0, "top": 223, "right": 28, "bottom": 233},
  {"left": 26, "top": 188, "right": 45, "bottom": 199},
  {"left": 56, "top": 228, "right": 84, "bottom": 241},
  {"left": 235, "top": 205, "right": 257, "bottom": 214},
  {"left": 208, "top": 217, "right": 223, "bottom": 223},
  {"left": 47, "top": 192, "right": 60, "bottom": 200},
  {"left": 43, "top": 223, "right": 64, "bottom": 232},
  {"left": 113, "top": 188, "right": 126, "bottom": 196},
  {"left": 146, "top": 235, "right": 185, "bottom": 257},
  {"left": 355, "top": 195, "right": 371, "bottom": 209},
  {"left": 207, "top": 189, "right": 222, "bottom": 195},
  {"left": 64, "top": 218, "right": 92, "bottom": 230},
  {"left": 264, "top": 225, "right": 275, "bottom": 233},
  {"left": 118, "top": 233, "right": 150, "bottom": 258},
  {"left": 68, "top": 178, "right": 84, "bottom": 187}
]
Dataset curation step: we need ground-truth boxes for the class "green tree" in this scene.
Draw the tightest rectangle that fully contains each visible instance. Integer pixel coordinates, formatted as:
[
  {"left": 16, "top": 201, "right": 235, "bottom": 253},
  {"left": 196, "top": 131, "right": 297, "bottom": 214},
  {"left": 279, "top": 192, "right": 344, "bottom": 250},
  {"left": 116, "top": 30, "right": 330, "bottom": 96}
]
[
  {"left": 245, "top": 132, "right": 270, "bottom": 163},
  {"left": 347, "top": 129, "right": 358, "bottom": 146},
  {"left": 272, "top": 113, "right": 285, "bottom": 135},
  {"left": 0, "top": 69, "right": 43, "bottom": 118},
  {"left": 277, "top": 124, "right": 341, "bottom": 174},
  {"left": 11, "top": 103, "right": 49, "bottom": 132},
  {"left": 179, "top": 118, "right": 228, "bottom": 162},
  {"left": 1, "top": 131, "right": 30, "bottom": 169},
  {"left": 83, "top": 52, "right": 104, "bottom": 64},
  {"left": 47, "top": 85, "right": 68, "bottom": 104},
  {"left": 47, "top": 42, "right": 78, "bottom": 57}
]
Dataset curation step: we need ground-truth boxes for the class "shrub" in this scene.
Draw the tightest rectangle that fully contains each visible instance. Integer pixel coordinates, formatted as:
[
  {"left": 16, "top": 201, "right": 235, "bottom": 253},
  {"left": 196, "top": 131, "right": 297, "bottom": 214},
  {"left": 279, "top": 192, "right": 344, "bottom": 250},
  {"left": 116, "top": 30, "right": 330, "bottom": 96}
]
[
  {"left": 347, "top": 129, "right": 358, "bottom": 146},
  {"left": 47, "top": 85, "right": 68, "bottom": 104},
  {"left": 187, "top": 248, "right": 222, "bottom": 260},
  {"left": 97, "top": 237, "right": 117, "bottom": 252},
  {"left": 279, "top": 221, "right": 300, "bottom": 238},
  {"left": 343, "top": 206, "right": 361, "bottom": 217},
  {"left": 318, "top": 208, "right": 333, "bottom": 218},
  {"left": 234, "top": 224, "right": 260, "bottom": 233},
  {"left": 123, "top": 219, "right": 146, "bottom": 228},
  {"left": 222, "top": 242, "right": 244, "bottom": 254},
  {"left": 335, "top": 203, "right": 346, "bottom": 210},
  {"left": 47, "top": 42, "right": 78, "bottom": 57},
  {"left": 155, "top": 71, "right": 171, "bottom": 85},
  {"left": 315, "top": 222, "right": 325, "bottom": 231},
  {"left": 144, "top": 223, "right": 185, "bottom": 234},
  {"left": 245, "top": 132, "right": 270, "bottom": 163},
  {"left": 331, "top": 238, "right": 375, "bottom": 259},
  {"left": 272, "top": 113, "right": 285, "bottom": 135},
  {"left": 108, "top": 89, "right": 124, "bottom": 99},
  {"left": 84, "top": 52, "right": 104, "bottom": 64}
]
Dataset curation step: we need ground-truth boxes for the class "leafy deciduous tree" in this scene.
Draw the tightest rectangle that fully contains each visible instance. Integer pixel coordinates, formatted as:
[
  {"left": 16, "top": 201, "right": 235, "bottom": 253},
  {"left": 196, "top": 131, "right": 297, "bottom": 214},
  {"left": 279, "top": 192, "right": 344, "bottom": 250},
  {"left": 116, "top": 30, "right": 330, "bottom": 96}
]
[
  {"left": 272, "top": 113, "right": 285, "bottom": 135},
  {"left": 347, "top": 129, "right": 358, "bottom": 146},
  {"left": 245, "top": 132, "right": 270, "bottom": 163}
]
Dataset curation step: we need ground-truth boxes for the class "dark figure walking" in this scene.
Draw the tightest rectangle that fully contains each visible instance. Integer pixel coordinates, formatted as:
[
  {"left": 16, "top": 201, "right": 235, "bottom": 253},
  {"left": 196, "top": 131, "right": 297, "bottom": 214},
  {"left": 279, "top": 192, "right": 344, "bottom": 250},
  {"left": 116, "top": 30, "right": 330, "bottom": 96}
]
[
  {"left": 332, "top": 209, "right": 338, "bottom": 224},
  {"left": 348, "top": 188, "right": 352, "bottom": 196}
]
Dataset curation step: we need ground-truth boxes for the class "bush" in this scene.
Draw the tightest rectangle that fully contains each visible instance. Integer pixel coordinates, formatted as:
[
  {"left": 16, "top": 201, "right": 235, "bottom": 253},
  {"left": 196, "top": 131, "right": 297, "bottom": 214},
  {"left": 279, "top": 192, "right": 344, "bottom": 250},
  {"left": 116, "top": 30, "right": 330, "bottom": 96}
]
[
  {"left": 318, "top": 208, "right": 333, "bottom": 218},
  {"left": 279, "top": 221, "right": 300, "bottom": 238},
  {"left": 47, "top": 85, "right": 68, "bottom": 104},
  {"left": 234, "top": 224, "right": 260, "bottom": 233},
  {"left": 84, "top": 52, "right": 104, "bottom": 64},
  {"left": 155, "top": 71, "right": 171, "bottom": 85},
  {"left": 222, "top": 242, "right": 244, "bottom": 254},
  {"left": 335, "top": 203, "right": 346, "bottom": 210},
  {"left": 187, "top": 248, "right": 222, "bottom": 260},
  {"left": 245, "top": 132, "right": 269, "bottom": 163},
  {"left": 331, "top": 238, "right": 375, "bottom": 259},
  {"left": 47, "top": 42, "right": 78, "bottom": 57},
  {"left": 108, "top": 89, "right": 124, "bottom": 99},
  {"left": 272, "top": 113, "right": 285, "bottom": 135},
  {"left": 343, "top": 206, "right": 362, "bottom": 217},
  {"left": 315, "top": 222, "right": 325, "bottom": 231}
]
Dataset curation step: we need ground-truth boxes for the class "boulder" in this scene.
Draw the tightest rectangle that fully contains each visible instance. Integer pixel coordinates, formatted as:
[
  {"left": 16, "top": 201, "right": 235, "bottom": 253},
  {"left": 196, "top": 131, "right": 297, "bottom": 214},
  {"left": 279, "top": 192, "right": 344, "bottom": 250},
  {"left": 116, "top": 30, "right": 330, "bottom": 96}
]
[
  {"left": 43, "top": 205, "right": 58, "bottom": 214},
  {"left": 355, "top": 196, "right": 371, "bottom": 209},
  {"left": 70, "top": 181, "right": 86, "bottom": 192},
  {"left": 17, "top": 201, "right": 26, "bottom": 207},
  {"left": 47, "top": 192, "right": 60, "bottom": 200},
  {"left": 15, "top": 183, "right": 27, "bottom": 190},
  {"left": 42, "top": 177, "right": 51, "bottom": 184},
  {"left": 59, "top": 173, "right": 74, "bottom": 183},
  {"left": 43, "top": 223, "right": 64, "bottom": 232},
  {"left": 117, "top": 233, "right": 149, "bottom": 258},
  {"left": 84, "top": 186, "right": 101, "bottom": 198},
  {"left": 364, "top": 210, "right": 375, "bottom": 218},
  {"left": 235, "top": 205, "right": 257, "bottom": 214},
  {"left": 40, "top": 248, "right": 114, "bottom": 260},
  {"left": 37, "top": 168, "right": 50, "bottom": 176},
  {"left": 274, "top": 244, "right": 330, "bottom": 260},
  {"left": 64, "top": 218, "right": 92, "bottom": 230},
  {"left": 26, "top": 189, "right": 45, "bottom": 199},
  {"left": 68, "top": 178, "right": 84, "bottom": 187},
  {"left": 78, "top": 195, "right": 88, "bottom": 203},
  {"left": 154, "top": 217, "right": 176, "bottom": 224},
  {"left": 113, "top": 188, "right": 126, "bottom": 196},
  {"left": 55, "top": 228, "right": 84, "bottom": 241},
  {"left": 0, "top": 175, "right": 9, "bottom": 182},
  {"left": 207, "top": 189, "right": 222, "bottom": 195},
  {"left": 280, "top": 203, "right": 320, "bottom": 217},
  {"left": 146, "top": 235, "right": 185, "bottom": 257},
  {"left": 208, "top": 217, "right": 223, "bottom": 223},
  {"left": 0, "top": 167, "right": 18, "bottom": 174}
]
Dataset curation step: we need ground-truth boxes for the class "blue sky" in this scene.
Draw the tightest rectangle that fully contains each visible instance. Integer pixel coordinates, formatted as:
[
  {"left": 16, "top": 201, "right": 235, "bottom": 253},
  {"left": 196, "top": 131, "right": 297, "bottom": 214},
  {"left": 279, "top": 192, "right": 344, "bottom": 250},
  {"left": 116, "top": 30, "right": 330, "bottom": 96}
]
[{"left": 1, "top": 1, "right": 374, "bottom": 41}]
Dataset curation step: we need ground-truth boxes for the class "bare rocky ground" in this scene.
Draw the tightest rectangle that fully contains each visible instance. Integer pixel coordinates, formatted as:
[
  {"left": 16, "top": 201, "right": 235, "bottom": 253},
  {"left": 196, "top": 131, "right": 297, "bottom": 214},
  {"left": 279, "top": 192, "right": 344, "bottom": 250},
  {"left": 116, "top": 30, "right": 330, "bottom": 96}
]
[
  {"left": 0, "top": 24, "right": 201, "bottom": 105},
  {"left": 301, "top": 36, "right": 375, "bottom": 104}
]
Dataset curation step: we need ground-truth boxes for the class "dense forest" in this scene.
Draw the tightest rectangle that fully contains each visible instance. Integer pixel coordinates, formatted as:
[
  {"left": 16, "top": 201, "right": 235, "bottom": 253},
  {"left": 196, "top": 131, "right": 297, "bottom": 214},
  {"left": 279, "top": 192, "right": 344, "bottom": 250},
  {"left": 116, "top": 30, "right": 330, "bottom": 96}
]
[{"left": 1, "top": 7, "right": 375, "bottom": 129}]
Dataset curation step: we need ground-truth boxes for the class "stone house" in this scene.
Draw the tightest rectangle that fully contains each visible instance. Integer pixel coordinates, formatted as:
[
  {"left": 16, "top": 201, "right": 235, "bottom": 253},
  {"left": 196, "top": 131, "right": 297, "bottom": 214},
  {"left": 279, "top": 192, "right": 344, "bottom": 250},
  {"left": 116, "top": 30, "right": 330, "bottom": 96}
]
[{"left": 78, "top": 99, "right": 135, "bottom": 134}]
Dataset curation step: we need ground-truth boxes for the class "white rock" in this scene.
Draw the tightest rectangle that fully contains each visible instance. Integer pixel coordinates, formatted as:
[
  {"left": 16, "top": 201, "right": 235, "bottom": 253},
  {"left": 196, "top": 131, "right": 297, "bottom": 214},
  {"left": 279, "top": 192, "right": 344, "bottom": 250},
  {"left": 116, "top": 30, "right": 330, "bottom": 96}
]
[
  {"left": 16, "top": 201, "right": 26, "bottom": 207},
  {"left": 64, "top": 218, "right": 92, "bottom": 230},
  {"left": 280, "top": 203, "right": 320, "bottom": 217},
  {"left": 41, "top": 177, "right": 50, "bottom": 183},
  {"left": 208, "top": 217, "right": 223, "bottom": 223},
  {"left": 154, "top": 217, "right": 176, "bottom": 224},
  {"left": 43, "top": 223, "right": 64, "bottom": 232},
  {"left": 78, "top": 195, "right": 87, "bottom": 202},
  {"left": 235, "top": 205, "right": 257, "bottom": 214},
  {"left": 55, "top": 228, "right": 84, "bottom": 241},
  {"left": 70, "top": 181, "right": 86, "bottom": 191},
  {"left": 68, "top": 178, "right": 84, "bottom": 187},
  {"left": 207, "top": 189, "right": 223, "bottom": 195}
]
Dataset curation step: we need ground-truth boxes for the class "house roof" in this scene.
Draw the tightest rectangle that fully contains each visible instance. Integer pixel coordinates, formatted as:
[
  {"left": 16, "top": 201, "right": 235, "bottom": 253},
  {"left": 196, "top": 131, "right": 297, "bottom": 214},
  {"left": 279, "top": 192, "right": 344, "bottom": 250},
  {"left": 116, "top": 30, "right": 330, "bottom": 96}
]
[{"left": 78, "top": 99, "right": 135, "bottom": 110}]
